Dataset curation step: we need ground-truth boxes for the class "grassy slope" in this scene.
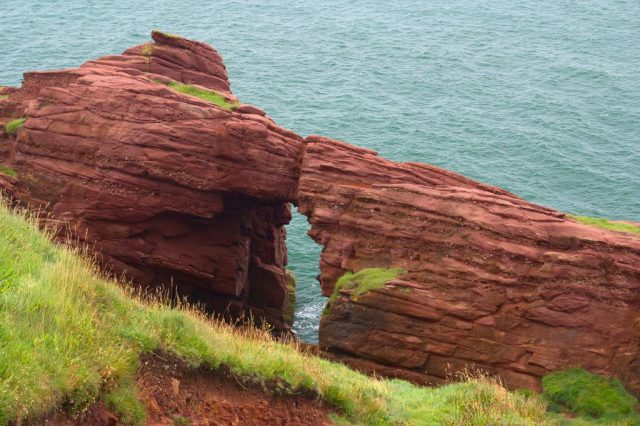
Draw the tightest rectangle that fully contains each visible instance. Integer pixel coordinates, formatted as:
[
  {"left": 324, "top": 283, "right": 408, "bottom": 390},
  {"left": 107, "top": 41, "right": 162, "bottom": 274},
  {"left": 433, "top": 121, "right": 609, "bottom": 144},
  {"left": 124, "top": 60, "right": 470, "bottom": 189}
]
[
  {"left": 0, "top": 201, "right": 636, "bottom": 425},
  {"left": 543, "top": 369, "right": 640, "bottom": 425}
]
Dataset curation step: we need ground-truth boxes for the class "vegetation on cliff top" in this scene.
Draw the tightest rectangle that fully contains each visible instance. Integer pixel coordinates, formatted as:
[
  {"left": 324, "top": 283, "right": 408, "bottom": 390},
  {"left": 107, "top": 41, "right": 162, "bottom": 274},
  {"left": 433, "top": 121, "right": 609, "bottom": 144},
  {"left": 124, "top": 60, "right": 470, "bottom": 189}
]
[
  {"left": 0, "top": 201, "right": 637, "bottom": 425},
  {"left": 153, "top": 30, "right": 181, "bottom": 38},
  {"left": 568, "top": 214, "right": 640, "bottom": 235}
]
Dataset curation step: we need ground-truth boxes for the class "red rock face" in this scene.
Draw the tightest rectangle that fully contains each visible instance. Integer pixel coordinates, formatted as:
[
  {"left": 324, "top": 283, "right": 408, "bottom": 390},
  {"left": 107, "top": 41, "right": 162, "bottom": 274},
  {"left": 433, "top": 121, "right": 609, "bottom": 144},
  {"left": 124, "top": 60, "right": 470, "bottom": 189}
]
[
  {"left": 103, "top": 30, "right": 232, "bottom": 96},
  {"left": 0, "top": 31, "right": 304, "bottom": 331},
  {"left": 2, "top": 32, "right": 640, "bottom": 392},
  {"left": 297, "top": 135, "right": 640, "bottom": 392}
]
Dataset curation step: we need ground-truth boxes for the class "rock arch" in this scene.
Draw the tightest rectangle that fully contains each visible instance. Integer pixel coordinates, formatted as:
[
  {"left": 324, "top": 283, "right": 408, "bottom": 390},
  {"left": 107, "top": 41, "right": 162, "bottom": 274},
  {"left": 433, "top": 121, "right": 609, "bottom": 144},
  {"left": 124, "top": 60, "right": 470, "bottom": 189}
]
[{"left": 2, "top": 32, "right": 640, "bottom": 392}]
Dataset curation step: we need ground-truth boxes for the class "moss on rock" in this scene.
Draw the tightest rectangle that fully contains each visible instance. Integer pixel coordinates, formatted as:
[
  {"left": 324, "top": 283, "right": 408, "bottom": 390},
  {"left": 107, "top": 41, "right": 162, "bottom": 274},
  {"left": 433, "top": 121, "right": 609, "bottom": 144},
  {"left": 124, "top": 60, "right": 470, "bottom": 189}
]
[
  {"left": 283, "top": 269, "right": 296, "bottom": 327},
  {"left": 324, "top": 267, "right": 405, "bottom": 316},
  {"left": 4, "top": 117, "right": 26, "bottom": 135}
]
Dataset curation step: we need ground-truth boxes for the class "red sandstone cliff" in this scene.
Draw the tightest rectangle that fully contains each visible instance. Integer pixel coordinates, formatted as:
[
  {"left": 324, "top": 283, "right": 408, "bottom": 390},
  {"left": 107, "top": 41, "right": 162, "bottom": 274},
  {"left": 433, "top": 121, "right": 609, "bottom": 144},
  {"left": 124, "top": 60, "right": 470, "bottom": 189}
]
[
  {"left": 297, "top": 135, "right": 640, "bottom": 391},
  {"left": 2, "top": 32, "right": 640, "bottom": 392},
  {"left": 0, "top": 31, "right": 304, "bottom": 331}
]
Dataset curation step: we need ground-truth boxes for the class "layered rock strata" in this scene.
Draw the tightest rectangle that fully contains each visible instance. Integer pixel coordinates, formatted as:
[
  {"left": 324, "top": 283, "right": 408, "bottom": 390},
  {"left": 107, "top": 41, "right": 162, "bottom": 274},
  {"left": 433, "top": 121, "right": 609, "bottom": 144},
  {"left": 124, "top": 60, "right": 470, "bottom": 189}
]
[{"left": 2, "top": 32, "right": 640, "bottom": 392}]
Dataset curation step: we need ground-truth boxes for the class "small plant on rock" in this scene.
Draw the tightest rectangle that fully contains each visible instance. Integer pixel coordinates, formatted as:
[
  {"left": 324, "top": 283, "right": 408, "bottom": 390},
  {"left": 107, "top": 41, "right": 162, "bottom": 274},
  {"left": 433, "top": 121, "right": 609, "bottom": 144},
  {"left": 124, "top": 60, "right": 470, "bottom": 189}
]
[
  {"left": 324, "top": 267, "right": 405, "bottom": 315},
  {"left": 0, "top": 165, "right": 17, "bottom": 177},
  {"left": 140, "top": 44, "right": 154, "bottom": 57},
  {"left": 5, "top": 118, "right": 26, "bottom": 135}
]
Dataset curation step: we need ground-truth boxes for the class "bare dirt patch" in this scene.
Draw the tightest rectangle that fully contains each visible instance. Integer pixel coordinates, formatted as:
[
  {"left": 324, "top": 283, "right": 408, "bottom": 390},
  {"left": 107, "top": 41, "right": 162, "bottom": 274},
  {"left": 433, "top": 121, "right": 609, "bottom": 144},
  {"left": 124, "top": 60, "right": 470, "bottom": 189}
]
[{"left": 45, "top": 352, "right": 333, "bottom": 425}]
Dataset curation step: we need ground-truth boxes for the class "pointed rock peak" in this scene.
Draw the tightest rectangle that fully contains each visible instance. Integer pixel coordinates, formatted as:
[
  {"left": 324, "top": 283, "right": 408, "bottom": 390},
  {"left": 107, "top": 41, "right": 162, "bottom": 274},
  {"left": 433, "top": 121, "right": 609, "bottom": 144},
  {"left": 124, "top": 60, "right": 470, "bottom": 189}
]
[{"left": 115, "top": 30, "right": 233, "bottom": 95}]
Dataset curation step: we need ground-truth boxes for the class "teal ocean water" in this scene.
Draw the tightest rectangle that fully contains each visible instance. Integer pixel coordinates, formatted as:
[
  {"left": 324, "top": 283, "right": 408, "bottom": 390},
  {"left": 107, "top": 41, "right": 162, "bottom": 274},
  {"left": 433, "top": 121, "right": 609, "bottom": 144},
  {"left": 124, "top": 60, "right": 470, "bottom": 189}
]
[{"left": 2, "top": 1, "right": 639, "bottom": 342}]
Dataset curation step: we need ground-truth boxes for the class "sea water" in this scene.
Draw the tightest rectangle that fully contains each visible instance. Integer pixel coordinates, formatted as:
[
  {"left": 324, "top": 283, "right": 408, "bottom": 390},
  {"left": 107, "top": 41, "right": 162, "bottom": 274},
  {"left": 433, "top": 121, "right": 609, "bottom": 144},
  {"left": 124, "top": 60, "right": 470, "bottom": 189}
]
[{"left": 2, "top": 0, "right": 638, "bottom": 342}]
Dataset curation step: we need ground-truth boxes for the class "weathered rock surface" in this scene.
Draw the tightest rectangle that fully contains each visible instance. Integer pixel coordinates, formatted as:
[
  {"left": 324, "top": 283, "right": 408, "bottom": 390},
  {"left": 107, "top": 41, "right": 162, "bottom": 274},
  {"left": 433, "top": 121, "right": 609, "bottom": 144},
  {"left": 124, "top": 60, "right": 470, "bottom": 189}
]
[
  {"left": 2, "top": 32, "right": 640, "bottom": 392},
  {"left": 297, "top": 135, "right": 640, "bottom": 391},
  {"left": 0, "top": 31, "right": 304, "bottom": 331}
]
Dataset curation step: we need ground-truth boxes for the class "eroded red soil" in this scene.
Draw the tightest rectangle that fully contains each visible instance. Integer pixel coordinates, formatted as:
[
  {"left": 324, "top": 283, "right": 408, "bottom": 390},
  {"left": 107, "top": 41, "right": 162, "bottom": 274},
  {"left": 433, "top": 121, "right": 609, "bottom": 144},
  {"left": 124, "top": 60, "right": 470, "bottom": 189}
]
[{"left": 45, "top": 352, "right": 333, "bottom": 426}]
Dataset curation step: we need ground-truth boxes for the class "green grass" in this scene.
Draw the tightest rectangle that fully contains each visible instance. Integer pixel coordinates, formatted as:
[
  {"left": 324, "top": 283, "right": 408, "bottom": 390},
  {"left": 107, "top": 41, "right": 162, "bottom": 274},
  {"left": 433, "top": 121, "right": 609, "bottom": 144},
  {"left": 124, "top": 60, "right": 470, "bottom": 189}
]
[
  {"left": 172, "top": 415, "right": 190, "bottom": 426},
  {"left": 336, "top": 267, "right": 406, "bottom": 297},
  {"left": 140, "top": 43, "right": 154, "bottom": 57},
  {"left": 542, "top": 369, "right": 640, "bottom": 425},
  {"left": 0, "top": 201, "right": 637, "bottom": 425},
  {"left": 324, "top": 267, "right": 405, "bottom": 315},
  {"left": 103, "top": 378, "right": 146, "bottom": 425},
  {"left": 0, "top": 165, "right": 16, "bottom": 178},
  {"left": 0, "top": 95, "right": 8, "bottom": 100},
  {"left": 4, "top": 117, "right": 26, "bottom": 135},
  {"left": 567, "top": 214, "right": 640, "bottom": 235},
  {"left": 164, "top": 81, "right": 238, "bottom": 110}
]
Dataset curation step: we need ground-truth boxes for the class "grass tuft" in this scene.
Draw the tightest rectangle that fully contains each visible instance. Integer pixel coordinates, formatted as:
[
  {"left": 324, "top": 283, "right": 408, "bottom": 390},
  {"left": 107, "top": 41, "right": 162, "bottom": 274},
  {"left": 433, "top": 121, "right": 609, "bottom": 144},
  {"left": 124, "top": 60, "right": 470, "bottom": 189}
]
[
  {"left": 4, "top": 117, "right": 26, "bottom": 135},
  {"left": 336, "top": 267, "right": 406, "bottom": 297},
  {"left": 542, "top": 368, "right": 640, "bottom": 424},
  {"left": 172, "top": 415, "right": 190, "bottom": 426},
  {"left": 568, "top": 214, "right": 640, "bottom": 235},
  {"left": 0, "top": 95, "right": 8, "bottom": 100},
  {"left": 103, "top": 378, "right": 146, "bottom": 426},
  {"left": 140, "top": 44, "right": 154, "bottom": 57},
  {"left": 0, "top": 165, "right": 17, "bottom": 177},
  {"left": 325, "top": 267, "right": 405, "bottom": 315},
  {"left": 163, "top": 81, "right": 237, "bottom": 111}
]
